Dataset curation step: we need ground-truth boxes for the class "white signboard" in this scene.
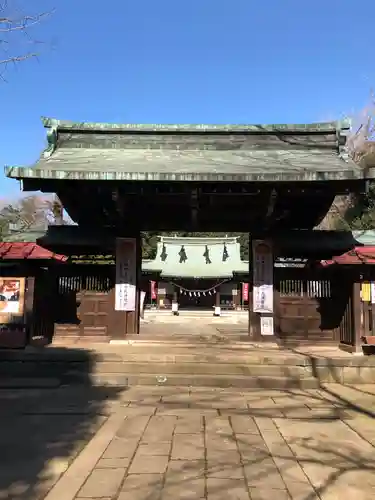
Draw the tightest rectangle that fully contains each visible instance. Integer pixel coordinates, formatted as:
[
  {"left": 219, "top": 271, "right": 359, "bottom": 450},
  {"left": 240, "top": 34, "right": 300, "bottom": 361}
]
[
  {"left": 115, "top": 238, "right": 137, "bottom": 311},
  {"left": 140, "top": 291, "right": 146, "bottom": 311},
  {"left": 260, "top": 315, "right": 274, "bottom": 336},
  {"left": 371, "top": 283, "right": 375, "bottom": 304},
  {"left": 252, "top": 240, "right": 273, "bottom": 313}
]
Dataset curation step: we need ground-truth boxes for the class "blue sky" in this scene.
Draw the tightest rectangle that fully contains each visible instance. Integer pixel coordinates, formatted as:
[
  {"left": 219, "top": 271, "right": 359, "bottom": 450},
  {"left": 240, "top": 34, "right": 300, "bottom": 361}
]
[{"left": 1, "top": 0, "right": 374, "bottom": 197}]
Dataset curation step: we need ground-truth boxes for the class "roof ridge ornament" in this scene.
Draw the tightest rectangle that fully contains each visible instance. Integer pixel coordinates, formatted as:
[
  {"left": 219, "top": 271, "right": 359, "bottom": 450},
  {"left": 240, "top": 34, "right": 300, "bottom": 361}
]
[
  {"left": 337, "top": 117, "right": 352, "bottom": 163},
  {"left": 41, "top": 117, "right": 58, "bottom": 159}
]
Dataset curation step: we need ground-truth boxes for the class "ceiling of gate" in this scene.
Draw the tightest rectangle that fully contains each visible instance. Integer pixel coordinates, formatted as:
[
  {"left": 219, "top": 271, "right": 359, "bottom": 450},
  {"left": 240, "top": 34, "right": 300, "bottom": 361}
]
[{"left": 51, "top": 180, "right": 343, "bottom": 232}]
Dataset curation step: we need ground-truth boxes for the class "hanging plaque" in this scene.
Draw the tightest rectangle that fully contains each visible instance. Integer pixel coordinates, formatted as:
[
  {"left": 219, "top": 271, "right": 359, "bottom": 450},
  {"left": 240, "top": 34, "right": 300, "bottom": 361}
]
[
  {"left": 252, "top": 240, "right": 273, "bottom": 313},
  {"left": 115, "top": 238, "right": 137, "bottom": 311}
]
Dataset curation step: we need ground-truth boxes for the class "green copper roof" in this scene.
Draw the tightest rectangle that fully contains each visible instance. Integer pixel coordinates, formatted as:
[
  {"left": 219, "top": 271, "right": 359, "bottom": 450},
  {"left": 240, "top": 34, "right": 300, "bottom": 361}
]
[
  {"left": 39, "top": 116, "right": 350, "bottom": 133},
  {"left": 143, "top": 236, "right": 248, "bottom": 278},
  {"left": 4, "top": 116, "right": 364, "bottom": 183}
]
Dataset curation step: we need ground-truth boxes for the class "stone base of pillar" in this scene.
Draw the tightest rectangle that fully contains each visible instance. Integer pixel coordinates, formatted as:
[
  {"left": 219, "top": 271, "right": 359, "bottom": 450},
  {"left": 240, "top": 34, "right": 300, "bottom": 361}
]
[{"left": 213, "top": 306, "right": 221, "bottom": 317}]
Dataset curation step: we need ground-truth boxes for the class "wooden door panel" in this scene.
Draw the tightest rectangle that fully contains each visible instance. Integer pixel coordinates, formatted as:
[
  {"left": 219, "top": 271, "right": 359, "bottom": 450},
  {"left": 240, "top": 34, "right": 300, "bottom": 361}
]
[{"left": 78, "top": 292, "right": 110, "bottom": 337}]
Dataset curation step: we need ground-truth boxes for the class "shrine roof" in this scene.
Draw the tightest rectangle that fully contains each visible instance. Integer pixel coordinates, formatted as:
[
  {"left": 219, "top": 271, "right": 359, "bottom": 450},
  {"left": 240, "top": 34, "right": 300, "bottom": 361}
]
[
  {"left": 4, "top": 117, "right": 366, "bottom": 183},
  {"left": 321, "top": 246, "right": 375, "bottom": 266},
  {"left": 143, "top": 235, "right": 248, "bottom": 278},
  {"left": 0, "top": 242, "right": 67, "bottom": 261}
]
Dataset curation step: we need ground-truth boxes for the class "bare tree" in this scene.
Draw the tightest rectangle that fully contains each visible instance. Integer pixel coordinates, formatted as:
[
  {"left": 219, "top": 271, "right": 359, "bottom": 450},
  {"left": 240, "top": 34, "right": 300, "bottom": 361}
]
[
  {"left": 317, "top": 92, "right": 375, "bottom": 230},
  {"left": 0, "top": 194, "right": 70, "bottom": 241},
  {"left": 0, "top": 1, "right": 52, "bottom": 76},
  {"left": 346, "top": 90, "right": 375, "bottom": 165}
]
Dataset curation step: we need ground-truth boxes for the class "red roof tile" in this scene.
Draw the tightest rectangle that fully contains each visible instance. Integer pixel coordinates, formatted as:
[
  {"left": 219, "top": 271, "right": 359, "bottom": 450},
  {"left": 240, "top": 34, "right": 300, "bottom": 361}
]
[
  {"left": 321, "top": 246, "right": 375, "bottom": 266},
  {"left": 0, "top": 243, "right": 67, "bottom": 261}
]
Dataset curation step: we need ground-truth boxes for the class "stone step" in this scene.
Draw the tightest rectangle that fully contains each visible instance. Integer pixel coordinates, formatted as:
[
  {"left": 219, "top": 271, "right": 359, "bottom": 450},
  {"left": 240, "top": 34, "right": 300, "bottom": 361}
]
[
  {"left": 77, "top": 362, "right": 312, "bottom": 377},
  {"left": 0, "top": 373, "right": 319, "bottom": 389},
  {"left": 0, "top": 351, "right": 308, "bottom": 366},
  {"left": 89, "top": 373, "right": 320, "bottom": 389},
  {"left": 0, "top": 377, "right": 61, "bottom": 388}
]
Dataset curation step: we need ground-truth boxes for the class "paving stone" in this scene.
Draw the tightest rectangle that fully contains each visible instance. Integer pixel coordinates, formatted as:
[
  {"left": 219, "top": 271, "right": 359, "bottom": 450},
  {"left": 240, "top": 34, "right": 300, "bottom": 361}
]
[
  {"left": 249, "top": 488, "right": 291, "bottom": 499},
  {"left": 206, "top": 434, "right": 238, "bottom": 454},
  {"left": 171, "top": 434, "right": 205, "bottom": 460},
  {"left": 96, "top": 457, "right": 131, "bottom": 469},
  {"left": 78, "top": 468, "right": 126, "bottom": 498},
  {"left": 206, "top": 448, "right": 242, "bottom": 468},
  {"left": 275, "top": 459, "right": 309, "bottom": 484},
  {"left": 236, "top": 433, "right": 269, "bottom": 459},
  {"left": 21, "top": 385, "right": 375, "bottom": 500},
  {"left": 128, "top": 454, "right": 169, "bottom": 474},
  {"left": 136, "top": 442, "right": 171, "bottom": 456},
  {"left": 231, "top": 415, "right": 259, "bottom": 434},
  {"left": 205, "top": 416, "right": 233, "bottom": 435},
  {"left": 118, "top": 474, "right": 163, "bottom": 500},
  {"left": 206, "top": 478, "right": 250, "bottom": 499},
  {"left": 102, "top": 437, "right": 139, "bottom": 459},
  {"left": 254, "top": 416, "right": 278, "bottom": 432},
  {"left": 165, "top": 459, "right": 205, "bottom": 481},
  {"left": 175, "top": 416, "right": 204, "bottom": 434},
  {"left": 76, "top": 498, "right": 112, "bottom": 500},
  {"left": 286, "top": 482, "right": 320, "bottom": 500},
  {"left": 142, "top": 416, "right": 176, "bottom": 442},
  {"left": 207, "top": 462, "right": 244, "bottom": 479},
  {"left": 116, "top": 416, "right": 151, "bottom": 438},
  {"left": 165, "top": 459, "right": 205, "bottom": 496},
  {"left": 161, "top": 478, "right": 205, "bottom": 499},
  {"left": 243, "top": 458, "right": 285, "bottom": 489}
]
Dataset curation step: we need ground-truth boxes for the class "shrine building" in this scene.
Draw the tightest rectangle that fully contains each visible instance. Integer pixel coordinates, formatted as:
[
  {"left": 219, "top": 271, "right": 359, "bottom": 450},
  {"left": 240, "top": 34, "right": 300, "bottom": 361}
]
[{"left": 141, "top": 235, "right": 248, "bottom": 312}]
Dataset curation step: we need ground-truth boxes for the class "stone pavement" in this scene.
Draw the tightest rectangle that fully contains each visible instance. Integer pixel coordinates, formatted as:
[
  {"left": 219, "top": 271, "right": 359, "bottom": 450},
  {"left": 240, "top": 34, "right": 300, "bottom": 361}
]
[{"left": 2, "top": 384, "right": 375, "bottom": 499}]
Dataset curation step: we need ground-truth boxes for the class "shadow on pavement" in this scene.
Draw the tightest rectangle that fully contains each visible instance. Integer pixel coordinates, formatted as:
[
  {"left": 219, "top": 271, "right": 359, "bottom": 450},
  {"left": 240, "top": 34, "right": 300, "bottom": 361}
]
[{"left": 0, "top": 347, "right": 124, "bottom": 500}]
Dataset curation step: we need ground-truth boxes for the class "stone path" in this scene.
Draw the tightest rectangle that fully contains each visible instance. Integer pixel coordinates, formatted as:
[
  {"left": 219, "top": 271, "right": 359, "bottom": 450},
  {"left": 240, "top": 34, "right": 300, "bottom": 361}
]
[{"left": 2, "top": 384, "right": 375, "bottom": 499}]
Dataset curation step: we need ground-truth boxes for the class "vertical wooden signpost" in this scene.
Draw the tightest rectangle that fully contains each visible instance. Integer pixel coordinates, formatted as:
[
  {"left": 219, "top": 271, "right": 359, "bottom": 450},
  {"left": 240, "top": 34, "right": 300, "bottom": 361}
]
[
  {"left": 113, "top": 238, "right": 138, "bottom": 337},
  {"left": 252, "top": 240, "right": 274, "bottom": 337}
]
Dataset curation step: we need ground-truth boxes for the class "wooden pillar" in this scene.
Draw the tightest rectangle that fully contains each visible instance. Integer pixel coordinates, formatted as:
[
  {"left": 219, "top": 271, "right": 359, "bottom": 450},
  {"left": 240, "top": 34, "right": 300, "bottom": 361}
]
[
  {"left": 214, "top": 290, "right": 221, "bottom": 316},
  {"left": 249, "top": 234, "right": 260, "bottom": 340},
  {"left": 110, "top": 233, "right": 141, "bottom": 339},
  {"left": 349, "top": 281, "right": 363, "bottom": 354},
  {"left": 249, "top": 236, "right": 275, "bottom": 342},
  {"left": 232, "top": 283, "right": 240, "bottom": 310}
]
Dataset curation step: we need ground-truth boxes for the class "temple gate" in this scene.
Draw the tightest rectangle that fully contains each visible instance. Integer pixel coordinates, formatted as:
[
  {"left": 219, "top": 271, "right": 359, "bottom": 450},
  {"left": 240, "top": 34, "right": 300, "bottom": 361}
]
[{"left": 5, "top": 117, "right": 372, "bottom": 346}]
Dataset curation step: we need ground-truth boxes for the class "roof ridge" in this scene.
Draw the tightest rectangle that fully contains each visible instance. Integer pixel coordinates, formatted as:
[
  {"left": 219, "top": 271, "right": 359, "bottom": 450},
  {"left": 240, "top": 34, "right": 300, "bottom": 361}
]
[{"left": 41, "top": 116, "right": 350, "bottom": 134}]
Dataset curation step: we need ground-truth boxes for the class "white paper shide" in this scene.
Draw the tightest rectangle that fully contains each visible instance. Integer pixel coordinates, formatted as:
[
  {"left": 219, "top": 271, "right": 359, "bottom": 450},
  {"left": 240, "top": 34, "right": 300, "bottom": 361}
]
[
  {"left": 253, "top": 240, "right": 273, "bottom": 314},
  {"left": 115, "top": 238, "right": 137, "bottom": 311}
]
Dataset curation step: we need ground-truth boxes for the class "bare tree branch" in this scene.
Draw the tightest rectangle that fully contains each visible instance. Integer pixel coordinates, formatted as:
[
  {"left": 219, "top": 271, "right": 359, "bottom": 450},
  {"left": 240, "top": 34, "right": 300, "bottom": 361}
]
[
  {"left": 0, "top": 195, "right": 71, "bottom": 241},
  {"left": 0, "top": 1, "right": 53, "bottom": 76},
  {"left": 346, "top": 90, "right": 375, "bottom": 165}
]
